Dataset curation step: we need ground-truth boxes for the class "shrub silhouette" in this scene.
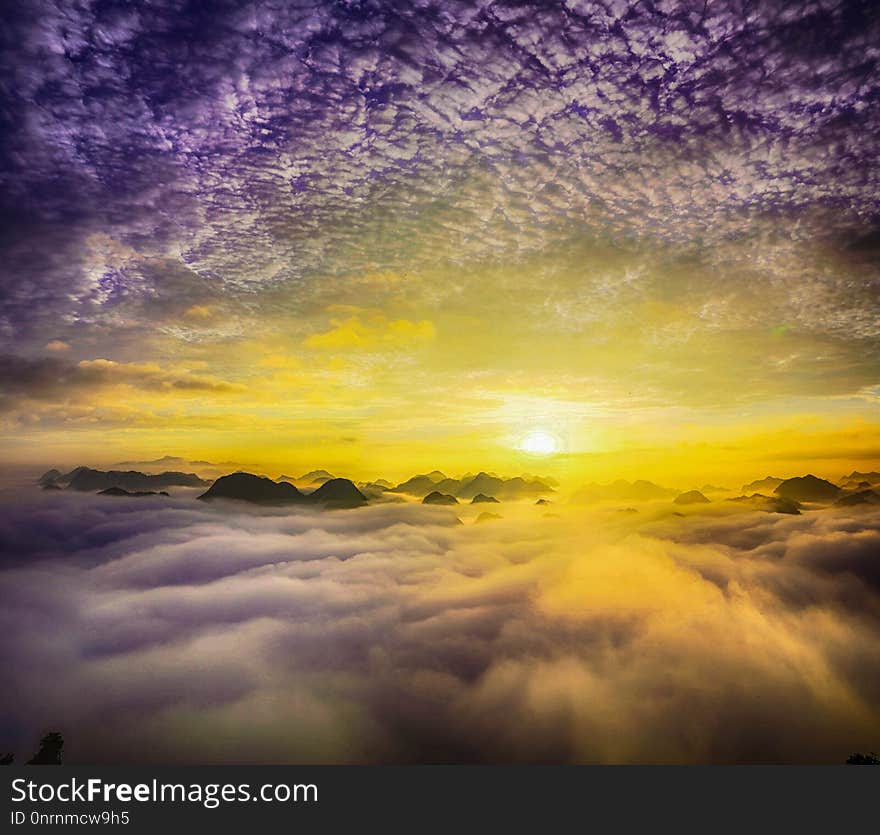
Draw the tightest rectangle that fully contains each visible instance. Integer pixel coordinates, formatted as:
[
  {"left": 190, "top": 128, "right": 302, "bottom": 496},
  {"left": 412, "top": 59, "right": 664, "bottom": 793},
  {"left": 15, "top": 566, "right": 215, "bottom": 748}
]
[
  {"left": 846, "top": 752, "right": 879, "bottom": 764},
  {"left": 26, "top": 732, "right": 64, "bottom": 765}
]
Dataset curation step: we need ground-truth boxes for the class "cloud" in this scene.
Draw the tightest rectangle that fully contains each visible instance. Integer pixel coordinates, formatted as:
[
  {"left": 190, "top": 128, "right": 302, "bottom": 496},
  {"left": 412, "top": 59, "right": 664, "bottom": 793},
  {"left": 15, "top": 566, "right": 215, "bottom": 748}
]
[
  {"left": 304, "top": 310, "right": 435, "bottom": 352},
  {"left": 0, "top": 354, "right": 243, "bottom": 414},
  {"left": 0, "top": 0, "right": 877, "bottom": 377},
  {"left": 75, "top": 359, "right": 244, "bottom": 393},
  {"left": 1, "top": 488, "right": 879, "bottom": 763}
]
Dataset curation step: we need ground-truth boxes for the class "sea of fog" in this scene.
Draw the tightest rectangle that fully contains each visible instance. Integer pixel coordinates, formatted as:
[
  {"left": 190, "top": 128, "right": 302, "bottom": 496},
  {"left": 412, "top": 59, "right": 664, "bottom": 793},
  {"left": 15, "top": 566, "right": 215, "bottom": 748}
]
[{"left": 1, "top": 480, "right": 879, "bottom": 763}]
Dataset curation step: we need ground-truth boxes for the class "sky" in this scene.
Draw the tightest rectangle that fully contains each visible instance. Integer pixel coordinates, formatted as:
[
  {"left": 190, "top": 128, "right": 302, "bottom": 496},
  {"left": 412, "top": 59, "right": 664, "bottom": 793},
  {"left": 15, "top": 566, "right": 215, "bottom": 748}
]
[{"left": 1, "top": 0, "right": 880, "bottom": 484}]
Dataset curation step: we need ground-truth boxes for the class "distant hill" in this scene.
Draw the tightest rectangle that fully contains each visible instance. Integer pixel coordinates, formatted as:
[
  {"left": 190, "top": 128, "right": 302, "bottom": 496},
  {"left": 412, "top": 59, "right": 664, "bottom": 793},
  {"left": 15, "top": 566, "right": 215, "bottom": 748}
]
[
  {"left": 199, "top": 473, "right": 306, "bottom": 504},
  {"left": 38, "top": 466, "right": 88, "bottom": 486},
  {"left": 57, "top": 468, "right": 209, "bottom": 492},
  {"left": 113, "top": 455, "right": 231, "bottom": 469},
  {"left": 728, "top": 493, "right": 801, "bottom": 515},
  {"left": 422, "top": 491, "right": 458, "bottom": 505},
  {"left": 366, "top": 478, "right": 392, "bottom": 488},
  {"left": 358, "top": 480, "right": 390, "bottom": 493},
  {"left": 278, "top": 470, "right": 335, "bottom": 488},
  {"left": 199, "top": 473, "right": 365, "bottom": 508},
  {"left": 37, "top": 469, "right": 62, "bottom": 485},
  {"left": 391, "top": 474, "right": 447, "bottom": 497},
  {"left": 839, "top": 471, "right": 880, "bottom": 489},
  {"left": 98, "top": 487, "right": 169, "bottom": 497},
  {"left": 774, "top": 475, "right": 841, "bottom": 502},
  {"left": 674, "top": 490, "right": 710, "bottom": 505},
  {"left": 471, "top": 493, "right": 499, "bottom": 504},
  {"left": 307, "top": 478, "right": 367, "bottom": 508},
  {"left": 741, "top": 476, "right": 784, "bottom": 494},
  {"left": 835, "top": 489, "right": 880, "bottom": 507},
  {"left": 475, "top": 511, "right": 502, "bottom": 523},
  {"left": 457, "top": 472, "right": 552, "bottom": 500},
  {"left": 392, "top": 471, "right": 551, "bottom": 500},
  {"left": 573, "top": 480, "right": 676, "bottom": 504}
]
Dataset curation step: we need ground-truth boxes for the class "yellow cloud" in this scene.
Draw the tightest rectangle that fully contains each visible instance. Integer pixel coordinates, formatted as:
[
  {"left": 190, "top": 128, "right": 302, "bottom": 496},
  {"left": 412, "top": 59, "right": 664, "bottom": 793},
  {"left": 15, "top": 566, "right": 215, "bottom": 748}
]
[
  {"left": 76, "top": 359, "right": 245, "bottom": 393},
  {"left": 258, "top": 353, "right": 303, "bottom": 369},
  {"left": 304, "top": 310, "right": 435, "bottom": 351},
  {"left": 182, "top": 304, "right": 219, "bottom": 322}
]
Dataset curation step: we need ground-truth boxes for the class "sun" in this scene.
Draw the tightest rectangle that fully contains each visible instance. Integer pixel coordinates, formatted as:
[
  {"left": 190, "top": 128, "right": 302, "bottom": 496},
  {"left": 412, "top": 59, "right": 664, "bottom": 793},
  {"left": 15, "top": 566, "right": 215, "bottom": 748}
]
[{"left": 519, "top": 430, "right": 559, "bottom": 456}]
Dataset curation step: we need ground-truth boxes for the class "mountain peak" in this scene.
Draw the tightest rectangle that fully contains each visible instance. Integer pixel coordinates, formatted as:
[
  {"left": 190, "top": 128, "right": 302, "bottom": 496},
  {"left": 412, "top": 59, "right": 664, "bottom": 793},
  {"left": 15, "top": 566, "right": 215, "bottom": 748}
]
[
  {"left": 199, "top": 472, "right": 305, "bottom": 504},
  {"left": 674, "top": 490, "right": 710, "bottom": 505},
  {"left": 422, "top": 491, "right": 458, "bottom": 505},
  {"left": 307, "top": 478, "right": 367, "bottom": 508},
  {"left": 774, "top": 475, "right": 841, "bottom": 502}
]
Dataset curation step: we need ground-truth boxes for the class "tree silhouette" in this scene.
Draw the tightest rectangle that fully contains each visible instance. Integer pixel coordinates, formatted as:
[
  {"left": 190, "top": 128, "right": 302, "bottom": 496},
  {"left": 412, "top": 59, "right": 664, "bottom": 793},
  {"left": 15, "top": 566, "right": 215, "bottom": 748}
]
[
  {"left": 26, "top": 732, "right": 64, "bottom": 765},
  {"left": 0, "top": 753, "right": 13, "bottom": 765},
  {"left": 846, "top": 752, "right": 880, "bottom": 764}
]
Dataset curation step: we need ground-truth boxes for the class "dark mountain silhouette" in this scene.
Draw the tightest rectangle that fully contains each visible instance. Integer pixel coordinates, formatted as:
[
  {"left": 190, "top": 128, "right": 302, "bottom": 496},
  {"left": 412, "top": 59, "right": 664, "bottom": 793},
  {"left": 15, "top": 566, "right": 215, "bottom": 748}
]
[
  {"left": 359, "top": 480, "right": 391, "bottom": 493},
  {"left": 98, "top": 487, "right": 169, "bottom": 497},
  {"left": 839, "top": 471, "right": 880, "bottom": 489},
  {"left": 835, "top": 489, "right": 880, "bottom": 507},
  {"left": 58, "top": 467, "right": 208, "bottom": 492},
  {"left": 494, "top": 475, "right": 553, "bottom": 500},
  {"left": 456, "top": 472, "right": 503, "bottom": 499},
  {"left": 41, "top": 483, "right": 63, "bottom": 491},
  {"left": 392, "top": 471, "right": 551, "bottom": 500},
  {"left": 199, "top": 473, "right": 365, "bottom": 508},
  {"left": 53, "top": 467, "right": 83, "bottom": 485},
  {"left": 38, "top": 465, "right": 88, "bottom": 487},
  {"left": 475, "top": 511, "right": 502, "bottom": 523},
  {"left": 774, "top": 475, "right": 841, "bottom": 502},
  {"left": 536, "top": 498, "right": 551, "bottom": 505},
  {"left": 434, "top": 477, "right": 464, "bottom": 494},
  {"left": 38, "top": 469, "right": 62, "bottom": 485},
  {"left": 728, "top": 493, "right": 801, "bottom": 515},
  {"left": 307, "top": 478, "right": 367, "bottom": 508},
  {"left": 358, "top": 478, "right": 392, "bottom": 491},
  {"left": 199, "top": 473, "right": 306, "bottom": 504},
  {"left": 391, "top": 474, "right": 447, "bottom": 497},
  {"left": 741, "top": 476, "right": 784, "bottom": 494},
  {"left": 674, "top": 490, "right": 710, "bottom": 505},
  {"left": 422, "top": 491, "right": 458, "bottom": 505},
  {"left": 457, "top": 472, "right": 552, "bottom": 500},
  {"left": 471, "top": 493, "right": 499, "bottom": 504}
]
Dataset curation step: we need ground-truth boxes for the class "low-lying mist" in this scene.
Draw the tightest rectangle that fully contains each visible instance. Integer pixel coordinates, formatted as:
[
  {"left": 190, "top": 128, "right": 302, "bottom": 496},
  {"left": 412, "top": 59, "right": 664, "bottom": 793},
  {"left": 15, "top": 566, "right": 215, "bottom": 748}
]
[{"left": 1, "top": 486, "right": 879, "bottom": 763}]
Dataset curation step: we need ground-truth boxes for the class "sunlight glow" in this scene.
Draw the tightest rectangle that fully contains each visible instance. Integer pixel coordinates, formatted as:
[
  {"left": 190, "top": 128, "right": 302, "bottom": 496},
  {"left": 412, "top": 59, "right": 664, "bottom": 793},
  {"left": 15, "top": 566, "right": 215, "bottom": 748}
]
[{"left": 519, "top": 430, "right": 559, "bottom": 456}]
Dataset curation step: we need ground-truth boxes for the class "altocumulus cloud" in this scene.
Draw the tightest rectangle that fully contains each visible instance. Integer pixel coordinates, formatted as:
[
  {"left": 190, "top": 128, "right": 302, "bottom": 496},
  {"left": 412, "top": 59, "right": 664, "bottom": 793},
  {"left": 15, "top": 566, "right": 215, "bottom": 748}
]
[
  {"left": 1, "top": 490, "right": 879, "bottom": 763},
  {"left": 2, "top": 0, "right": 879, "bottom": 354}
]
